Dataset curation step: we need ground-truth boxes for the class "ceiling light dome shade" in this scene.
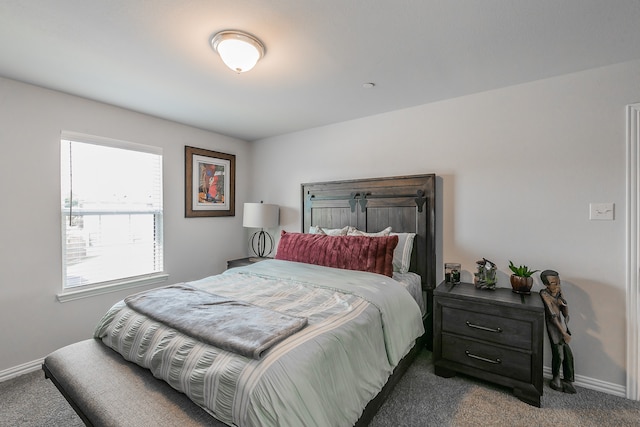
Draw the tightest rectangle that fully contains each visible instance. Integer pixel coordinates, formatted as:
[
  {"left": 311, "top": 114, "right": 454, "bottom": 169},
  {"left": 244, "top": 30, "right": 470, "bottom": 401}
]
[{"left": 211, "top": 30, "right": 265, "bottom": 73}]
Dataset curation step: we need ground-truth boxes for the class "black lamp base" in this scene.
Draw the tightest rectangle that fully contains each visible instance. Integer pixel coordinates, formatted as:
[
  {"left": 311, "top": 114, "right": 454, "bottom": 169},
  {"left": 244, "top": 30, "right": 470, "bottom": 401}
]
[{"left": 249, "top": 229, "right": 274, "bottom": 258}]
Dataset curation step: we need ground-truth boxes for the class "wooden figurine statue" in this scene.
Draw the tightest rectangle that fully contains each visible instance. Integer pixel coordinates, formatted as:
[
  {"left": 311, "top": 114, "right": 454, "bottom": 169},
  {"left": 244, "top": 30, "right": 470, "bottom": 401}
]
[{"left": 539, "top": 270, "right": 576, "bottom": 394}]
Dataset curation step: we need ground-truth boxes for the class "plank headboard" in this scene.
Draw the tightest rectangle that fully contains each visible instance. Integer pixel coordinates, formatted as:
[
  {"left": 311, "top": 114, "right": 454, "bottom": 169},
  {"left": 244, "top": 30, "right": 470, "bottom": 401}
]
[{"left": 301, "top": 174, "right": 436, "bottom": 291}]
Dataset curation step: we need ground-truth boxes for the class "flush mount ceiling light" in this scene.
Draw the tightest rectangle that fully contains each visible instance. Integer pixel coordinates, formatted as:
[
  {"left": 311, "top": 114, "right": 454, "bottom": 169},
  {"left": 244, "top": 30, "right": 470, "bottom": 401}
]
[{"left": 211, "top": 30, "right": 265, "bottom": 73}]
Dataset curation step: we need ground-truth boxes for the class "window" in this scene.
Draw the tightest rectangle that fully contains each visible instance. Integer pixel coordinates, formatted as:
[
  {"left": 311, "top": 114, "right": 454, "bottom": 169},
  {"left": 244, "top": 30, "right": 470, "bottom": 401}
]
[{"left": 60, "top": 132, "right": 165, "bottom": 300}]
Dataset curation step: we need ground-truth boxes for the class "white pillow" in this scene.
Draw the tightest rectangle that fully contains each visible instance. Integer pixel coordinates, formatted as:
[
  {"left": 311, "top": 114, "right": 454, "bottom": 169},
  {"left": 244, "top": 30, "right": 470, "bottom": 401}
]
[
  {"left": 391, "top": 232, "right": 415, "bottom": 273},
  {"left": 347, "top": 226, "right": 392, "bottom": 237},
  {"left": 308, "top": 225, "right": 349, "bottom": 236}
]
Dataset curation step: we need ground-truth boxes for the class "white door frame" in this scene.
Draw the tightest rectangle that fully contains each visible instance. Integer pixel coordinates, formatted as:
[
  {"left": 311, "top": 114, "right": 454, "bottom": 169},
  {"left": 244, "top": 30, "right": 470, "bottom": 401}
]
[{"left": 626, "top": 104, "right": 640, "bottom": 400}]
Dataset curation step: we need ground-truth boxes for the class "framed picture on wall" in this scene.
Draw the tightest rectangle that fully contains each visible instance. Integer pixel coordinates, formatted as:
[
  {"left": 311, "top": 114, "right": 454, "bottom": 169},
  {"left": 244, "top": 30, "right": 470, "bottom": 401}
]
[{"left": 185, "top": 146, "right": 235, "bottom": 217}]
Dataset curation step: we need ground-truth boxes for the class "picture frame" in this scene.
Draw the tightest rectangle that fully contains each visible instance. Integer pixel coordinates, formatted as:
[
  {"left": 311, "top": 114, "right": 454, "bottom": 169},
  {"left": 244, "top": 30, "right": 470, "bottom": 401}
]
[{"left": 185, "top": 146, "right": 235, "bottom": 217}]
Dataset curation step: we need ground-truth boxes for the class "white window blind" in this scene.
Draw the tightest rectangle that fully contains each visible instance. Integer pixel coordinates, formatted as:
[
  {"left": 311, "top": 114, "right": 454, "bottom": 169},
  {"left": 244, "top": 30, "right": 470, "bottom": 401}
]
[{"left": 60, "top": 132, "right": 164, "bottom": 290}]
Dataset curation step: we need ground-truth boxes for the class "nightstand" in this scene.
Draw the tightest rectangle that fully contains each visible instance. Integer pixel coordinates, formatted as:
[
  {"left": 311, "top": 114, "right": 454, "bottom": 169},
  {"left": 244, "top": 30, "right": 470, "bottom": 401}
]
[
  {"left": 433, "top": 281, "right": 544, "bottom": 407},
  {"left": 226, "top": 256, "right": 271, "bottom": 269}
]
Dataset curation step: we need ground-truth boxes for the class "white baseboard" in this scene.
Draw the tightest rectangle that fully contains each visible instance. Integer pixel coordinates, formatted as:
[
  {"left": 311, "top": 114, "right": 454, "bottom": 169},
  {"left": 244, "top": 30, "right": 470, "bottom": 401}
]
[
  {"left": 543, "top": 366, "right": 627, "bottom": 398},
  {"left": 0, "top": 358, "right": 44, "bottom": 383}
]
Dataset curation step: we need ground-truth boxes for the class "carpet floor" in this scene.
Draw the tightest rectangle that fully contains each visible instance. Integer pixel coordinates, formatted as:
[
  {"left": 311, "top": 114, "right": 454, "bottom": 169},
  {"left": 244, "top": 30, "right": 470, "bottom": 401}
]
[{"left": 1, "top": 349, "right": 639, "bottom": 426}]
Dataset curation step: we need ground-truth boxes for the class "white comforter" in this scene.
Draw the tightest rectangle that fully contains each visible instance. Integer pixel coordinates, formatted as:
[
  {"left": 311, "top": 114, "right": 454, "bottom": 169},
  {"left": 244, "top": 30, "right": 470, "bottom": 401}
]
[{"left": 94, "top": 259, "right": 424, "bottom": 427}]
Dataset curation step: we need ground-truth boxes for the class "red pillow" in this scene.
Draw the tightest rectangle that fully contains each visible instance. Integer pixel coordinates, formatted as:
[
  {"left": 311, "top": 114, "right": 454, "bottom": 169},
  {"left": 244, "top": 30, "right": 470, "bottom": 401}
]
[{"left": 275, "top": 231, "right": 398, "bottom": 277}]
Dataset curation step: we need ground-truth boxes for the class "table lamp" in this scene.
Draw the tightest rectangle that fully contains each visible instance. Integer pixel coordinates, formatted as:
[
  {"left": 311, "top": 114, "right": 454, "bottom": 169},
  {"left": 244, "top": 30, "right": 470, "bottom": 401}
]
[{"left": 243, "top": 202, "right": 279, "bottom": 258}]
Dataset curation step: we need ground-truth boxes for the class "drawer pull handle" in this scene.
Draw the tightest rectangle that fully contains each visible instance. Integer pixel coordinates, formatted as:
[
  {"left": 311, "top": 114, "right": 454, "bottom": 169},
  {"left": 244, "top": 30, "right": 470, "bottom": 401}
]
[
  {"left": 465, "top": 350, "right": 502, "bottom": 364},
  {"left": 466, "top": 321, "right": 503, "bottom": 333}
]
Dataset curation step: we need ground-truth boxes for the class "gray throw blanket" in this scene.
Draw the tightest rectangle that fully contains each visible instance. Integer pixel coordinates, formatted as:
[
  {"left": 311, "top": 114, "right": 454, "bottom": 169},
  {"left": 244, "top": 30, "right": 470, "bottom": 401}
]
[{"left": 124, "top": 284, "right": 308, "bottom": 359}]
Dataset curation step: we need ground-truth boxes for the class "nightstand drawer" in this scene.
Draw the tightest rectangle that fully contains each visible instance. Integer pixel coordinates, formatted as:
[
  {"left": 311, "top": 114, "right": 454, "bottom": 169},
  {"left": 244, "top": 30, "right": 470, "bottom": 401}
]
[
  {"left": 442, "top": 334, "right": 532, "bottom": 383},
  {"left": 442, "top": 306, "right": 532, "bottom": 350}
]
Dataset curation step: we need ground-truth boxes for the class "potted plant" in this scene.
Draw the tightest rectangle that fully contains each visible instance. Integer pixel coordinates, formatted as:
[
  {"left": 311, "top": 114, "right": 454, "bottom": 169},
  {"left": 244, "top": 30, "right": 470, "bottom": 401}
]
[{"left": 508, "top": 261, "right": 539, "bottom": 295}]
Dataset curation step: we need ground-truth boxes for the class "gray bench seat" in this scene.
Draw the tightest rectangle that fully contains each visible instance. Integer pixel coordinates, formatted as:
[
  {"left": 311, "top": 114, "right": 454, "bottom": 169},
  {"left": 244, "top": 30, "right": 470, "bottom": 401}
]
[{"left": 43, "top": 339, "right": 225, "bottom": 427}]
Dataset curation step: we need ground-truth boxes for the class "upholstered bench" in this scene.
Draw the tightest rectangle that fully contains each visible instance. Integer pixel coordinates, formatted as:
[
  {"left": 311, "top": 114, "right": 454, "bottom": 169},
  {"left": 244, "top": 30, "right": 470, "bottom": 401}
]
[{"left": 43, "top": 339, "right": 226, "bottom": 426}]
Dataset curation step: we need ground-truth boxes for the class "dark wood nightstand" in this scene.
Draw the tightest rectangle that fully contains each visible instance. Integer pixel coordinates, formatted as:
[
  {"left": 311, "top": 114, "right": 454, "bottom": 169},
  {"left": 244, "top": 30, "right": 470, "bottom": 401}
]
[
  {"left": 433, "top": 281, "right": 544, "bottom": 407},
  {"left": 226, "top": 257, "right": 271, "bottom": 269}
]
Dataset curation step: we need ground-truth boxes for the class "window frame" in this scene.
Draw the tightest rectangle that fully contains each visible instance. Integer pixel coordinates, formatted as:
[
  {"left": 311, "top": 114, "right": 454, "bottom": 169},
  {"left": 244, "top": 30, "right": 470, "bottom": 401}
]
[{"left": 57, "top": 131, "right": 168, "bottom": 302}]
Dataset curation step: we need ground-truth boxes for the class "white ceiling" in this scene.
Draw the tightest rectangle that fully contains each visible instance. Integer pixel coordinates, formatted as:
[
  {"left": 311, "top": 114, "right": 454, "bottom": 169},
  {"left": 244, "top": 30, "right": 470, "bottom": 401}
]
[{"left": 1, "top": 1, "right": 640, "bottom": 141}]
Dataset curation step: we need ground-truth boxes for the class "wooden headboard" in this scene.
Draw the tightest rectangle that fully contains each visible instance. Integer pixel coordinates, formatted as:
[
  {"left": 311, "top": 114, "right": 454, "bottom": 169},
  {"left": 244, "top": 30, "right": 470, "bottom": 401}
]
[{"left": 301, "top": 174, "right": 436, "bottom": 290}]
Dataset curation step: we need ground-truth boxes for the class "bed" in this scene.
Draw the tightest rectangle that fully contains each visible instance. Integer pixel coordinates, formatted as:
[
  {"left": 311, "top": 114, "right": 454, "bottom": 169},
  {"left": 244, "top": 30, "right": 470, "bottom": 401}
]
[{"left": 43, "top": 173, "right": 437, "bottom": 427}]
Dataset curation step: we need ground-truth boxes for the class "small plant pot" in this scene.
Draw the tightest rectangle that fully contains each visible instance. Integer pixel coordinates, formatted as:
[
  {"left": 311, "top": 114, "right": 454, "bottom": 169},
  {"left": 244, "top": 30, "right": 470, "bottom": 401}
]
[{"left": 510, "top": 275, "right": 533, "bottom": 294}]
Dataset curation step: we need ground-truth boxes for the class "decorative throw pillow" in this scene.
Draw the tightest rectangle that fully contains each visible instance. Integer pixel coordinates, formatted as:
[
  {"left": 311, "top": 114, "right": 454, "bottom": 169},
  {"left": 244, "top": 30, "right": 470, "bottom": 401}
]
[
  {"left": 275, "top": 231, "right": 398, "bottom": 277},
  {"left": 308, "top": 225, "right": 350, "bottom": 236},
  {"left": 390, "top": 232, "right": 415, "bottom": 273},
  {"left": 347, "top": 226, "right": 392, "bottom": 237}
]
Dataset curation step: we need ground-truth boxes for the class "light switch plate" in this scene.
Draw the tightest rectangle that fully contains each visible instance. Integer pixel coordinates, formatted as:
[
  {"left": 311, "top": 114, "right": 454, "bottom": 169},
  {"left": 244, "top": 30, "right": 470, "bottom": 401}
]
[{"left": 589, "top": 203, "right": 614, "bottom": 220}]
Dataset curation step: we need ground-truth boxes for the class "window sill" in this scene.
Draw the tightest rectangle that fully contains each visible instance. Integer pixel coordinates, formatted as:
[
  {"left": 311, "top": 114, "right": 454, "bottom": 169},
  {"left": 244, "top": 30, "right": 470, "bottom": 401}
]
[{"left": 57, "top": 273, "right": 169, "bottom": 303}]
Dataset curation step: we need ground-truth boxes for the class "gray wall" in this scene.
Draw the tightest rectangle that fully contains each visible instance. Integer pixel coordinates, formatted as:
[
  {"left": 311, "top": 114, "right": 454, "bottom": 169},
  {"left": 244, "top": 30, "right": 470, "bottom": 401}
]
[
  {"left": 0, "top": 77, "right": 250, "bottom": 374},
  {"left": 250, "top": 60, "right": 640, "bottom": 392}
]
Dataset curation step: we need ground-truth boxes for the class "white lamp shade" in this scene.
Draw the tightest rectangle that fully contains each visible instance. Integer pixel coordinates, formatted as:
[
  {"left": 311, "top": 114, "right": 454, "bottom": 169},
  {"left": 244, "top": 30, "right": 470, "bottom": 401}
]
[
  {"left": 217, "top": 39, "right": 260, "bottom": 72},
  {"left": 211, "top": 31, "right": 265, "bottom": 73},
  {"left": 243, "top": 203, "right": 279, "bottom": 228}
]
